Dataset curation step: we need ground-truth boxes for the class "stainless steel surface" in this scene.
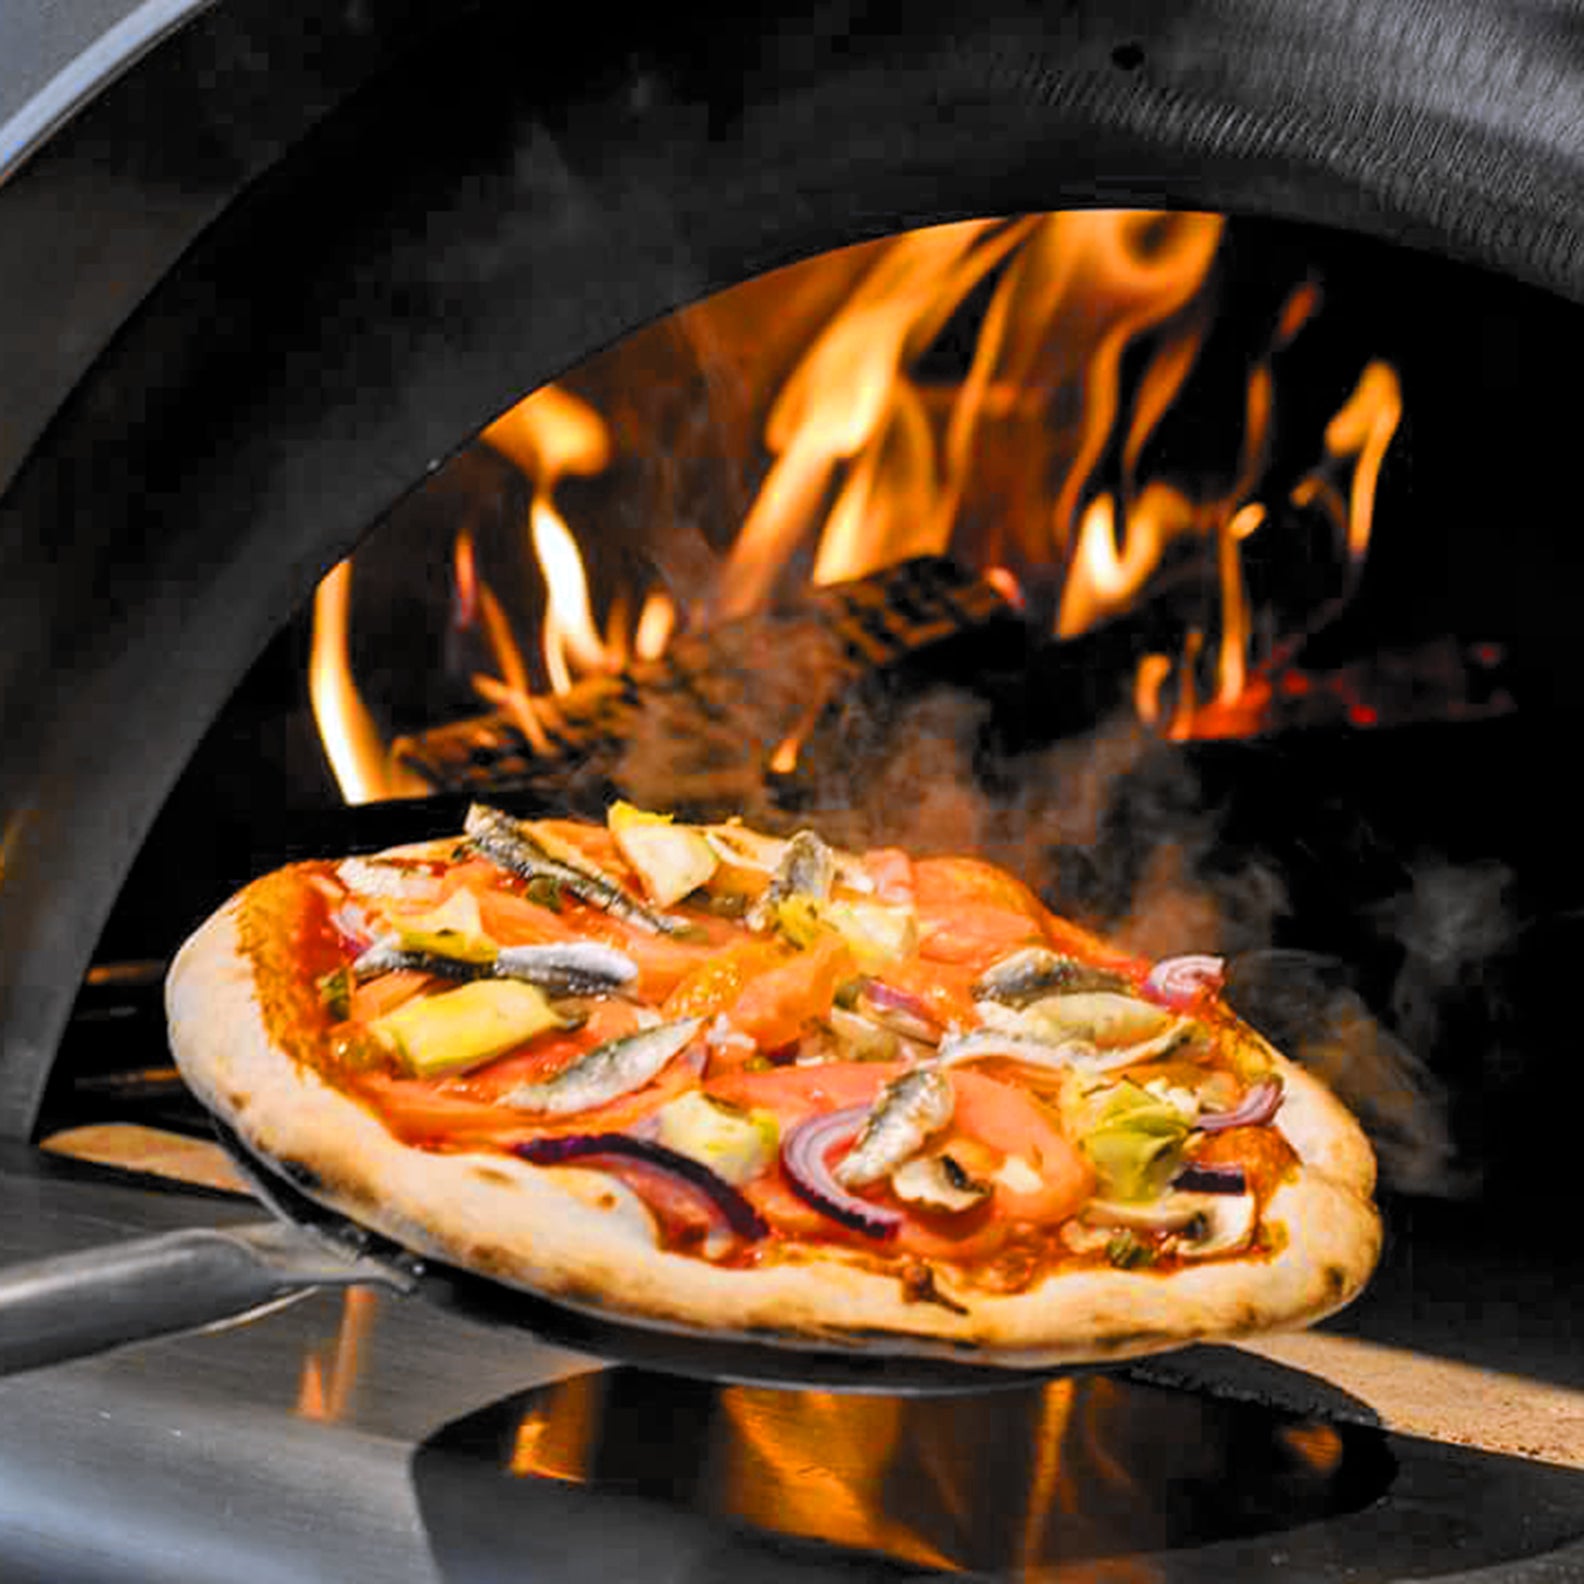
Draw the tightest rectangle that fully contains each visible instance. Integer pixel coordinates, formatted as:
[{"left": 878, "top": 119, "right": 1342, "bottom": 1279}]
[
  {"left": 0, "top": 0, "right": 213, "bottom": 181},
  {"left": 0, "top": 1144, "right": 600, "bottom": 1584},
  {"left": 7, "top": 1146, "right": 1584, "bottom": 1581},
  {"left": 0, "top": 1219, "right": 412, "bottom": 1377}
]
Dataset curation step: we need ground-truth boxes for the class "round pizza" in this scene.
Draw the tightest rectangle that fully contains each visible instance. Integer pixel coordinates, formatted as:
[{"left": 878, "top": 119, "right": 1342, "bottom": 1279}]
[{"left": 165, "top": 800, "right": 1381, "bottom": 1368}]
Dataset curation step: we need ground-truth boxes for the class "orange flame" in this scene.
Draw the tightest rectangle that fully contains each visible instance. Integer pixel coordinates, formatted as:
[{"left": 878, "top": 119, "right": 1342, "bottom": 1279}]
[
  {"left": 1323, "top": 359, "right": 1403, "bottom": 568},
  {"left": 295, "top": 1289, "right": 378, "bottom": 1423},
  {"left": 307, "top": 560, "right": 426, "bottom": 804},
  {"left": 308, "top": 211, "right": 1408, "bottom": 800}
]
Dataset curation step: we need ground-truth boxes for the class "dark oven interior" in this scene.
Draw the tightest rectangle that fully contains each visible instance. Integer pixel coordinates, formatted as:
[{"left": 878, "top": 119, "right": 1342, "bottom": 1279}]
[{"left": 5, "top": 1, "right": 1584, "bottom": 1580}]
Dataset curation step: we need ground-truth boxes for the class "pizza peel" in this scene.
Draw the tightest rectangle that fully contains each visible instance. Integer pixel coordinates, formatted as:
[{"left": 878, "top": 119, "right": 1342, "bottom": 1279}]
[{"left": 0, "top": 1120, "right": 1074, "bottom": 1393}]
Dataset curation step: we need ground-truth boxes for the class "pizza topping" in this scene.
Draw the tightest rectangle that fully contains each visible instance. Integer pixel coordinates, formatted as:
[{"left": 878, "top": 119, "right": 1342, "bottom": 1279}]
[
  {"left": 823, "top": 1005, "right": 909, "bottom": 1064},
  {"left": 367, "top": 978, "right": 571, "bottom": 1078},
  {"left": 854, "top": 979, "right": 944, "bottom": 1045},
  {"left": 890, "top": 1152, "right": 992, "bottom": 1213},
  {"left": 608, "top": 801, "right": 719, "bottom": 907},
  {"left": 780, "top": 1107, "right": 905, "bottom": 1239},
  {"left": 1175, "top": 1192, "right": 1258, "bottom": 1259},
  {"left": 502, "top": 1017, "right": 703, "bottom": 1116},
  {"left": 1173, "top": 1162, "right": 1248, "bottom": 1194},
  {"left": 772, "top": 894, "right": 918, "bottom": 973},
  {"left": 936, "top": 1027, "right": 1083, "bottom": 1071},
  {"left": 833, "top": 1066, "right": 955, "bottom": 1189},
  {"left": 387, "top": 888, "right": 499, "bottom": 962},
  {"left": 492, "top": 942, "right": 639, "bottom": 996},
  {"left": 973, "top": 946, "right": 1130, "bottom": 1006},
  {"left": 1142, "top": 953, "right": 1228, "bottom": 1009},
  {"left": 971, "top": 998, "right": 1195, "bottom": 1077},
  {"left": 1197, "top": 1075, "right": 1284, "bottom": 1132},
  {"left": 748, "top": 828, "right": 837, "bottom": 932},
  {"left": 993, "top": 990, "right": 1180, "bottom": 1050},
  {"left": 1077, "top": 1079, "right": 1192, "bottom": 1202},
  {"left": 316, "top": 966, "right": 353, "bottom": 1020},
  {"left": 514, "top": 1133, "right": 769, "bottom": 1245},
  {"left": 464, "top": 802, "right": 693, "bottom": 937},
  {"left": 652, "top": 1090, "right": 780, "bottom": 1185},
  {"left": 335, "top": 856, "right": 444, "bottom": 903}
]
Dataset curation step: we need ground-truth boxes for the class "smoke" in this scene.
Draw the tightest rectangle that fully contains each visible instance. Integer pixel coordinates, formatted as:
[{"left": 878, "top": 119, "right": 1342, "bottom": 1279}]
[
  {"left": 1228, "top": 950, "right": 1474, "bottom": 1198},
  {"left": 613, "top": 665, "right": 1498, "bottom": 1199}
]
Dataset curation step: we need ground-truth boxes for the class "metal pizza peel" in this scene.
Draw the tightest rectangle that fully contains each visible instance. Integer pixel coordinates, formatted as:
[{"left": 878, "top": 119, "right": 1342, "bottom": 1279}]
[{"left": 0, "top": 1119, "right": 1070, "bottom": 1393}]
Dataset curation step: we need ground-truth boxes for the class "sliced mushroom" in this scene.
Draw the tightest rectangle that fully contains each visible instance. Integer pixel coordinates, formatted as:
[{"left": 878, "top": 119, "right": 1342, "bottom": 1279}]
[
  {"left": 891, "top": 1153, "right": 992, "bottom": 1213},
  {"left": 1172, "top": 1193, "right": 1257, "bottom": 1259},
  {"left": 1081, "top": 1190, "right": 1258, "bottom": 1259}
]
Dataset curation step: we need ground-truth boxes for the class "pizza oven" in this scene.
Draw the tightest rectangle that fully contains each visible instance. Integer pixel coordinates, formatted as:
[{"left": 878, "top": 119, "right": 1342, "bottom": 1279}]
[{"left": 4, "top": 1, "right": 1584, "bottom": 1579}]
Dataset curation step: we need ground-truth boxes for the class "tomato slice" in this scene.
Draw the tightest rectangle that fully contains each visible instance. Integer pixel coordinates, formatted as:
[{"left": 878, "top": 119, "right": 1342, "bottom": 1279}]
[
  {"left": 707, "top": 1059, "right": 903, "bottom": 1123},
  {"left": 943, "top": 1070, "right": 1094, "bottom": 1224},
  {"left": 723, "top": 934, "right": 855, "bottom": 1051},
  {"left": 662, "top": 939, "right": 790, "bottom": 1024},
  {"left": 916, "top": 903, "right": 1046, "bottom": 971},
  {"left": 346, "top": 968, "right": 429, "bottom": 1023}
]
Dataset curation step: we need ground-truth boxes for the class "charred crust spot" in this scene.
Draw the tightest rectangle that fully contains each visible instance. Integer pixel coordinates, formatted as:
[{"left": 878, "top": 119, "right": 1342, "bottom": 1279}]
[
  {"left": 471, "top": 1165, "right": 516, "bottom": 1189},
  {"left": 1325, "top": 1263, "right": 1347, "bottom": 1297},
  {"left": 900, "top": 1259, "right": 970, "bottom": 1316},
  {"left": 275, "top": 1158, "right": 325, "bottom": 1195}
]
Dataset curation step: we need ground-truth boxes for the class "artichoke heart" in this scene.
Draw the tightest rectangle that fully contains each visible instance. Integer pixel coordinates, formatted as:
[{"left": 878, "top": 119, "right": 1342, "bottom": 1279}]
[
  {"left": 1079, "top": 1079, "right": 1192, "bottom": 1202},
  {"left": 369, "top": 978, "right": 567, "bottom": 1078},
  {"left": 392, "top": 888, "right": 499, "bottom": 964},
  {"left": 654, "top": 1090, "right": 779, "bottom": 1185},
  {"left": 608, "top": 801, "right": 719, "bottom": 907},
  {"left": 1017, "top": 991, "right": 1177, "bottom": 1049}
]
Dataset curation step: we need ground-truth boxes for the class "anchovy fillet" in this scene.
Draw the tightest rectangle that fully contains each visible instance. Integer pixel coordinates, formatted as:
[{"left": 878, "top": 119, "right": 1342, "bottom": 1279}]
[
  {"left": 464, "top": 803, "right": 691, "bottom": 937},
  {"left": 502, "top": 1018, "right": 702, "bottom": 1116},
  {"left": 351, "top": 939, "right": 487, "bottom": 984},
  {"left": 493, "top": 942, "right": 638, "bottom": 996},
  {"left": 352, "top": 935, "right": 638, "bottom": 997},
  {"left": 834, "top": 1066, "right": 955, "bottom": 1189},
  {"left": 972, "top": 947, "right": 1129, "bottom": 1006},
  {"left": 749, "top": 828, "right": 835, "bottom": 931}
]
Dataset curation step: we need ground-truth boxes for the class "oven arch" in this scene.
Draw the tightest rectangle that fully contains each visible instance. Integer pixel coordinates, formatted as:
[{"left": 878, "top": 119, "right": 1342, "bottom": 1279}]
[{"left": 1, "top": 0, "right": 1580, "bottom": 1135}]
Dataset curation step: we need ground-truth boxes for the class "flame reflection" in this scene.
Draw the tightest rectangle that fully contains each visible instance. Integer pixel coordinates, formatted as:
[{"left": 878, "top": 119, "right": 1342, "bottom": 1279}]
[{"left": 498, "top": 1368, "right": 1379, "bottom": 1577}]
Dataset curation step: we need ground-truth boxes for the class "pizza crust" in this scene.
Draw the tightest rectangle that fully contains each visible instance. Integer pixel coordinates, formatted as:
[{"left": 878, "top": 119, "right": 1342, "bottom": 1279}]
[{"left": 167, "top": 883, "right": 1382, "bottom": 1368}]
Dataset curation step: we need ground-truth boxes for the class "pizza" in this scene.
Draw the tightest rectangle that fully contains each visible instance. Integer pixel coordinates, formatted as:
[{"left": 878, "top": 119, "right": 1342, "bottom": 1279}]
[{"left": 165, "top": 800, "right": 1381, "bottom": 1367}]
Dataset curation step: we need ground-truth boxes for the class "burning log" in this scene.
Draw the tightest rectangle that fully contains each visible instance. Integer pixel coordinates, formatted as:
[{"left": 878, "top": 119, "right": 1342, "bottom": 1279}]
[{"left": 390, "top": 556, "right": 1024, "bottom": 808}]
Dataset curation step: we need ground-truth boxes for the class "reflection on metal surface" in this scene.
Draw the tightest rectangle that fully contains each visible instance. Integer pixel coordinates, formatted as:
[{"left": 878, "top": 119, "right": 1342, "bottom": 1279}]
[
  {"left": 297, "top": 1289, "right": 380, "bottom": 1423},
  {"left": 499, "top": 1368, "right": 1389, "bottom": 1575}
]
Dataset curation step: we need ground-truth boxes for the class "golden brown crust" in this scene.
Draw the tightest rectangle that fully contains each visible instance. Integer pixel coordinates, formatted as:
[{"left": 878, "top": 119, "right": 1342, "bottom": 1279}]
[{"left": 167, "top": 875, "right": 1381, "bottom": 1368}]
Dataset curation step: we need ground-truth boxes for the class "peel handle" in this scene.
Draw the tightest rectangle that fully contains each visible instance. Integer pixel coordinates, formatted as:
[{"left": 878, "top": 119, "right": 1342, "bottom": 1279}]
[{"left": 0, "top": 1220, "right": 406, "bottom": 1376}]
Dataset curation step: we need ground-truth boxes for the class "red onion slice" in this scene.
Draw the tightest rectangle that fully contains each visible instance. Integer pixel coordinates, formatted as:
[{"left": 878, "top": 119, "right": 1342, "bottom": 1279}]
[
  {"left": 859, "top": 979, "right": 942, "bottom": 1042},
  {"left": 1196, "top": 1077, "right": 1283, "bottom": 1132},
  {"left": 1172, "top": 1163, "right": 1248, "bottom": 1194},
  {"left": 1142, "top": 954, "right": 1226, "bottom": 1008},
  {"left": 514, "top": 1133, "right": 768, "bottom": 1240},
  {"left": 781, "top": 1107, "right": 904, "bottom": 1239}
]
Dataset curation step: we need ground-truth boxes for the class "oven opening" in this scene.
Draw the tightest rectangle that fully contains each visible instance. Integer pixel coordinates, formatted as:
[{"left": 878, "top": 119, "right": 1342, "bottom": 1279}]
[
  {"left": 32, "top": 202, "right": 1584, "bottom": 1532},
  {"left": 50, "top": 206, "right": 1573, "bottom": 1215}
]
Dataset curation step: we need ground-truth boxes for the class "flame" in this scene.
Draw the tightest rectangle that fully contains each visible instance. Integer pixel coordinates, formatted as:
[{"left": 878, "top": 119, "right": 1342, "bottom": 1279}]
[
  {"left": 307, "top": 211, "right": 1411, "bottom": 801},
  {"left": 718, "top": 218, "right": 1027, "bottom": 617},
  {"left": 295, "top": 1289, "right": 378, "bottom": 1423},
  {"left": 532, "top": 498, "right": 612, "bottom": 691},
  {"left": 307, "top": 560, "right": 426, "bottom": 803},
  {"left": 1323, "top": 359, "right": 1402, "bottom": 568}
]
